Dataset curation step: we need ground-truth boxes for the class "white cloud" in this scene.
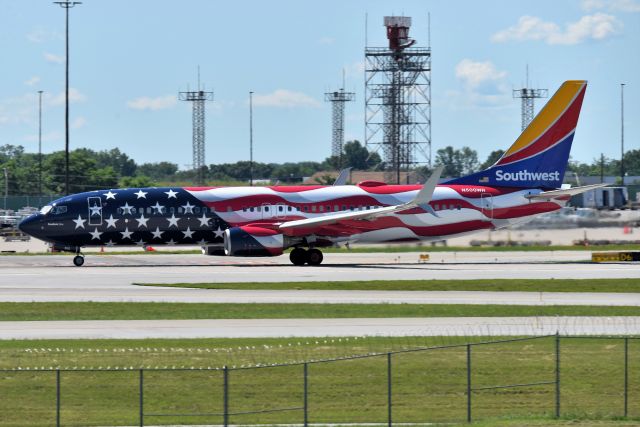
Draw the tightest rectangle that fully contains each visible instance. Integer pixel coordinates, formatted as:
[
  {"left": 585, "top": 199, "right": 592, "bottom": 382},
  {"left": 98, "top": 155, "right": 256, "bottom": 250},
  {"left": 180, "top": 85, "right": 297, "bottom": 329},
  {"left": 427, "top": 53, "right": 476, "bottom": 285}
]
[
  {"left": 582, "top": 0, "right": 640, "bottom": 12},
  {"left": 455, "top": 59, "right": 508, "bottom": 89},
  {"left": 27, "top": 28, "right": 62, "bottom": 43},
  {"left": 44, "top": 52, "right": 64, "bottom": 64},
  {"left": 449, "top": 59, "right": 511, "bottom": 109},
  {"left": 71, "top": 116, "right": 86, "bottom": 129},
  {"left": 491, "top": 13, "right": 622, "bottom": 45},
  {"left": 252, "top": 89, "right": 320, "bottom": 108},
  {"left": 0, "top": 90, "right": 86, "bottom": 127},
  {"left": 127, "top": 95, "right": 177, "bottom": 111},
  {"left": 48, "top": 88, "right": 87, "bottom": 106},
  {"left": 24, "top": 76, "right": 41, "bottom": 87}
]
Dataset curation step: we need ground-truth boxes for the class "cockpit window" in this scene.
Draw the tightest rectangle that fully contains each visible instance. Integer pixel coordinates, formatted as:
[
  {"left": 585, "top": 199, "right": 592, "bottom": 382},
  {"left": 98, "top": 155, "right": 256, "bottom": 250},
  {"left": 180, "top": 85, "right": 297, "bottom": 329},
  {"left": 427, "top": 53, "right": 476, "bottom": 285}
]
[
  {"left": 51, "top": 205, "right": 68, "bottom": 215},
  {"left": 40, "top": 205, "right": 52, "bottom": 215}
]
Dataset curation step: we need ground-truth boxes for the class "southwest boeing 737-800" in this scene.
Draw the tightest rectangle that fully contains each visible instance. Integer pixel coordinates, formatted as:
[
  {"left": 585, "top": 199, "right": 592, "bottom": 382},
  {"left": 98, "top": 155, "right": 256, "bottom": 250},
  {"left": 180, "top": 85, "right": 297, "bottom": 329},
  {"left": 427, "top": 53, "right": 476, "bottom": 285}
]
[{"left": 19, "top": 80, "right": 603, "bottom": 266}]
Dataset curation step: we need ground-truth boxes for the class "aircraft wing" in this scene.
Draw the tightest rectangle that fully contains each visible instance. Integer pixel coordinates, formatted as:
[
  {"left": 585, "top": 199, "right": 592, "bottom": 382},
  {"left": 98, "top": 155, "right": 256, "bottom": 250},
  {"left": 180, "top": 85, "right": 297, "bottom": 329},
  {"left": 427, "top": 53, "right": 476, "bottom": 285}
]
[
  {"left": 525, "top": 183, "right": 608, "bottom": 200},
  {"left": 279, "top": 166, "right": 443, "bottom": 231}
]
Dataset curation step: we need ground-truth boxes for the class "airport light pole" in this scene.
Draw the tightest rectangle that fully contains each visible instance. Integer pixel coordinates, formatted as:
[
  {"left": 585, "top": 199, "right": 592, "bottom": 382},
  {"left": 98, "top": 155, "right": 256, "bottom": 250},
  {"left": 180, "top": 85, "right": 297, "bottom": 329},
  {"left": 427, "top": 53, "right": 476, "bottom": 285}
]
[
  {"left": 38, "top": 90, "right": 44, "bottom": 197},
  {"left": 3, "top": 168, "right": 7, "bottom": 211},
  {"left": 53, "top": 1, "right": 82, "bottom": 196},
  {"left": 620, "top": 83, "right": 625, "bottom": 186},
  {"left": 249, "top": 91, "right": 254, "bottom": 186}
]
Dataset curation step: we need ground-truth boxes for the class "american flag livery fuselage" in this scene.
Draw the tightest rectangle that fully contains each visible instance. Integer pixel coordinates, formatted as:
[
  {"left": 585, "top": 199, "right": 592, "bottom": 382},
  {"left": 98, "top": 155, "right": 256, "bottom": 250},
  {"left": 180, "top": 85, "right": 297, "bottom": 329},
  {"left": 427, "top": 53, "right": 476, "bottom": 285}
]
[{"left": 19, "top": 80, "right": 597, "bottom": 266}]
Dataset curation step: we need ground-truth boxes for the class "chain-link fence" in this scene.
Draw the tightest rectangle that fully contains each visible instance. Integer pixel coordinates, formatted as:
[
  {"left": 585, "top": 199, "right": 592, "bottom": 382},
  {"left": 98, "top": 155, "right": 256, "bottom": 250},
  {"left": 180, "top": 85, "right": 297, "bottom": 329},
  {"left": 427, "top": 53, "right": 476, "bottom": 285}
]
[{"left": 1, "top": 334, "right": 638, "bottom": 426}]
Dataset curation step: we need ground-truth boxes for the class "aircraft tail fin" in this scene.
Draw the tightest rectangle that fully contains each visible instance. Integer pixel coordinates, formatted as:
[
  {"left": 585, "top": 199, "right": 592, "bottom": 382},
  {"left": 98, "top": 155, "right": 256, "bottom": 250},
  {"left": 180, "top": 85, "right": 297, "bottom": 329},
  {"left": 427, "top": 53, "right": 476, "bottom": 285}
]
[{"left": 447, "top": 80, "right": 587, "bottom": 189}]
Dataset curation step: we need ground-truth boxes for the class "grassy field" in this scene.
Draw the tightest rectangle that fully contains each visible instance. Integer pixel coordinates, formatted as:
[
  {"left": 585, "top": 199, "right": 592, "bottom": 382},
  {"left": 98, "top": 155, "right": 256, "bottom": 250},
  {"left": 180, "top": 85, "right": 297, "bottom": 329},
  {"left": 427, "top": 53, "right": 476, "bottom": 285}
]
[
  {"left": 1, "top": 302, "right": 640, "bottom": 321},
  {"left": 0, "top": 336, "right": 637, "bottom": 425},
  {"left": 136, "top": 278, "right": 640, "bottom": 293}
]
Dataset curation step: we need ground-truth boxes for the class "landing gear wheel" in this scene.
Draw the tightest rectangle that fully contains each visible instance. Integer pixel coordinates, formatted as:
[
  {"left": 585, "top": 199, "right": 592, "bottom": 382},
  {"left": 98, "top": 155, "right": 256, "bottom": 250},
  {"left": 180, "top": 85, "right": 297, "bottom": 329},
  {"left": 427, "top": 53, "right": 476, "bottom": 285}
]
[
  {"left": 307, "top": 248, "right": 323, "bottom": 266},
  {"left": 289, "top": 248, "right": 307, "bottom": 266},
  {"left": 73, "top": 255, "right": 85, "bottom": 267}
]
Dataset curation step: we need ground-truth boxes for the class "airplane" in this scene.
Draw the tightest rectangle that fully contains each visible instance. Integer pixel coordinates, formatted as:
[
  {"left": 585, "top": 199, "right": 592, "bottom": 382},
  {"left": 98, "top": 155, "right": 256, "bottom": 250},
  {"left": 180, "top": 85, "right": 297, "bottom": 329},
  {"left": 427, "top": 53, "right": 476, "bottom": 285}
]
[{"left": 19, "top": 80, "right": 604, "bottom": 267}]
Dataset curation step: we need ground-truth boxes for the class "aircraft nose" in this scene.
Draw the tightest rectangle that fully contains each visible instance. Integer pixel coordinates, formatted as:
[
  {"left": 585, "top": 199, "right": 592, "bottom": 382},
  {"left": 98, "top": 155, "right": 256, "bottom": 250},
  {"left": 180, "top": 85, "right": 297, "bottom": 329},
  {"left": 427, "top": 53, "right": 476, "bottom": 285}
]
[{"left": 18, "top": 214, "right": 41, "bottom": 237}]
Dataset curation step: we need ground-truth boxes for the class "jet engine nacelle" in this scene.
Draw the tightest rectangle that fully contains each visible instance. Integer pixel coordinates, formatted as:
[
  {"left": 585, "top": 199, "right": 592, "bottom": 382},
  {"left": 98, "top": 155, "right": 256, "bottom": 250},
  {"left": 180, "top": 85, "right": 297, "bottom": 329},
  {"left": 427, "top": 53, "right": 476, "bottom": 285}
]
[
  {"left": 202, "top": 245, "right": 226, "bottom": 256},
  {"left": 223, "top": 226, "right": 284, "bottom": 257}
]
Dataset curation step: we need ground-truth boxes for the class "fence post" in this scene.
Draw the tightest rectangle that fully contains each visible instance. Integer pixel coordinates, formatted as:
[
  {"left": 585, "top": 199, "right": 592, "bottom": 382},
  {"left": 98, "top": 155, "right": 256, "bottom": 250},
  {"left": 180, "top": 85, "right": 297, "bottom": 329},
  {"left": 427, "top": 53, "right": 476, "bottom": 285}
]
[
  {"left": 56, "top": 369, "right": 61, "bottom": 427},
  {"left": 303, "top": 362, "right": 308, "bottom": 427},
  {"left": 466, "top": 344, "right": 471, "bottom": 423},
  {"left": 555, "top": 333, "right": 560, "bottom": 419},
  {"left": 624, "top": 337, "right": 628, "bottom": 418},
  {"left": 387, "top": 353, "right": 392, "bottom": 427},
  {"left": 223, "top": 366, "right": 229, "bottom": 427},
  {"left": 139, "top": 369, "right": 144, "bottom": 427}
]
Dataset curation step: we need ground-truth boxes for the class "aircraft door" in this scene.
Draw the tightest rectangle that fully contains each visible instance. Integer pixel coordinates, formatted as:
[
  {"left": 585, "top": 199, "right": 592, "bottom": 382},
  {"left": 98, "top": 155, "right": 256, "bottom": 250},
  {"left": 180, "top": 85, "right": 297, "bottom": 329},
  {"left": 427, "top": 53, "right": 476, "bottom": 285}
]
[
  {"left": 480, "top": 193, "right": 493, "bottom": 219},
  {"left": 87, "top": 196, "right": 103, "bottom": 226}
]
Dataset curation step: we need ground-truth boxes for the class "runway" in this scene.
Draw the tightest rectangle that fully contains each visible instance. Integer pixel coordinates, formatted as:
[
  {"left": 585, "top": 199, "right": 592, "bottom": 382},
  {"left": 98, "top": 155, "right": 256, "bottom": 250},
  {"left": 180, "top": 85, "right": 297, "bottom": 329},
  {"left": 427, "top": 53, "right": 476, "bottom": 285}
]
[
  {"left": 1, "top": 252, "right": 639, "bottom": 304},
  {"left": 2, "top": 317, "right": 639, "bottom": 339}
]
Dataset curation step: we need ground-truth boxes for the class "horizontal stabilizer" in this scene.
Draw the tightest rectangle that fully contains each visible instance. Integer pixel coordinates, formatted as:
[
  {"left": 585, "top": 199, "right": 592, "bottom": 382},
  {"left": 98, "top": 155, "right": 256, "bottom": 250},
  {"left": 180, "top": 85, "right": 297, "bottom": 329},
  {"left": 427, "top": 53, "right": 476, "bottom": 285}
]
[{"left": 525, "top": 183, "right": 608, "bottom": 200}]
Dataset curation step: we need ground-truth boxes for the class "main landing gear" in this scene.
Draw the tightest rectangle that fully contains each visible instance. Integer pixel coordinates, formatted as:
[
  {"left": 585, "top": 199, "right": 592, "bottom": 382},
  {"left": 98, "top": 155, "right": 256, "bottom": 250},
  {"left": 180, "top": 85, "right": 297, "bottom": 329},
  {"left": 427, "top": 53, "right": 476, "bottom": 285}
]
[{"left": 289, "top": 247, "right": 324, "bottom": 266}]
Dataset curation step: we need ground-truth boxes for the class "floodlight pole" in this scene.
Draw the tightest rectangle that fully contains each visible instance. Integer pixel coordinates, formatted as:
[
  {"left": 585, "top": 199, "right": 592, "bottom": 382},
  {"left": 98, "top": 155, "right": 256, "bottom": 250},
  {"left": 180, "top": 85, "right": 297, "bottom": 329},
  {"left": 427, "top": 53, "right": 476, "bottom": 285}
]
[
  {"left": 3, "top": 168, "right": 7, "bottom": 211},
  {"left": 620, "top": 83, "right": 625, "bottom": 186},
  {"left": 38, "top": 90, "right": 44, "bottom": 197},
  {"left": 54, "top": 1, "right": 81, "bottom": 196},
  {"left": 249, "top": 91, "right": 254, "bottom": 186}
]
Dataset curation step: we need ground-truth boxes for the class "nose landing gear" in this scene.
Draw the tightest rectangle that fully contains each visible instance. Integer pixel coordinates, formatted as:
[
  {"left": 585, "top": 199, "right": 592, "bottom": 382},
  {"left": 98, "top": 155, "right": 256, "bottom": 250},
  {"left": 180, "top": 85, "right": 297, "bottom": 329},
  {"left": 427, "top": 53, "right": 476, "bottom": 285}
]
[
  {"left": 73, "top": 255, "right": 85, "bottom": 267},
  {"left": 289, "top": 247, "right": 324, "bottom": 266}
]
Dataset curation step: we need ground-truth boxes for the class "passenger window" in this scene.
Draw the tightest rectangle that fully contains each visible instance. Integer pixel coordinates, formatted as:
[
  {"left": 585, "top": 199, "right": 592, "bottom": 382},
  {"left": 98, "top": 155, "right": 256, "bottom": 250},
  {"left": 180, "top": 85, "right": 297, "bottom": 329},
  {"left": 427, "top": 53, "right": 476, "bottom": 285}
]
[
  {"left": 278, "top": 206, "right": 283, "bottom": 212},
  {"left": 170, "top": 207, "right": 175, "bottom": 214},
  {"left": 457, "top": 205, "right": 461, "bottom": 210},
  {"left": 250, "top": 207, "right": 254, "bottom": 212},
  {"left": 311, "top": 206, "right": 317, "bottom": 212},
  {"left": 342, "top": 205, "right": 347, "bottom": 211},
  {"left": 195, "top": 207, "right": 200, "bottom": 214},
  {"left": 349, "top": 206, "right": 354, "bottom": 211},
  {"left": 334, "top": 205, "right": 339, "bottom": 212},
  {"left": 303, "top": 206, "right": 309, "bottom": 212},
  {"left": 287, "top": 206, "right": 292, "bottom": 212},
  {"left": 319, "top": 206, "right": 324, "bottom": 212},
  {"left": 131, "top": 207, "right": 136, "bottom": 214},
  {"left": 449, "top": 204, "right": 454, "bottom": 210},
  {"left": 242, "top": 207, "right": 247, "bottom": 212},
  {"left": 227, "top": 206, "right": 232, "bottom": 212},
  {"left": 264, "top": 206, "right": 269, "bottom": 212},
  {"left": 117, "top": 208, "right": 123, "bottom": 214},
  {"left": 147, "top": 207, "right": 152, "bottom": 214},
  {"left": 257, "top": 206, "right": 261, "bottom": 212}
]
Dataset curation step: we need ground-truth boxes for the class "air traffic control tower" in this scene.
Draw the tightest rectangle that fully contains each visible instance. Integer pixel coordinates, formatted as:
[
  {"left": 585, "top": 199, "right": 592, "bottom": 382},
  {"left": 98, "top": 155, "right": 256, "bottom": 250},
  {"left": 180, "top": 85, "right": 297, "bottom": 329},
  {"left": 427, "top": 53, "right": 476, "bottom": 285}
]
[{"left": 365, "top": 16, "right": 432, "bottom": 184}]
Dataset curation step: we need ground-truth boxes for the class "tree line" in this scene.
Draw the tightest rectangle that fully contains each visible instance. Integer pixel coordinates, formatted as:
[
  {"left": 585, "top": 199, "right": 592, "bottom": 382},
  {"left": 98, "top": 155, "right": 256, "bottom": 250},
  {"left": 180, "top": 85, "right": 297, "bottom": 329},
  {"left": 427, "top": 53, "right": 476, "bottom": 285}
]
[{"left": 1, "top": 141, "right": 638, "bottom": 195}]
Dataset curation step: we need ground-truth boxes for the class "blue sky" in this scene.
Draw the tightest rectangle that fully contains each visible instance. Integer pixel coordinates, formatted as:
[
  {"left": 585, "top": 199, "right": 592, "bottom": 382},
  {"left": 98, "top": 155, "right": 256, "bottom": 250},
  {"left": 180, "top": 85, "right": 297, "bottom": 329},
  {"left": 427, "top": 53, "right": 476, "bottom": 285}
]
[{"left": 1, "top": 0, "right": 638, "bottom": 169}]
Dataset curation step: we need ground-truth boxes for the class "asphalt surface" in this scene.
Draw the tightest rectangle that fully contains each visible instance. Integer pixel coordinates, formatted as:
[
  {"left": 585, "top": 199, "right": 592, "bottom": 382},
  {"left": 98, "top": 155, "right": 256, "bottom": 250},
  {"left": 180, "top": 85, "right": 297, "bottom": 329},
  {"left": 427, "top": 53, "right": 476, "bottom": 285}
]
[
  {"left": 1, "top": 252, "right": 638, "bottom": 340},
  {"left": 1, "top": 252, "right": 639, "bottom": 304},
  {"left": 2, "top": 317, "right": 639, "bottom": 339}
]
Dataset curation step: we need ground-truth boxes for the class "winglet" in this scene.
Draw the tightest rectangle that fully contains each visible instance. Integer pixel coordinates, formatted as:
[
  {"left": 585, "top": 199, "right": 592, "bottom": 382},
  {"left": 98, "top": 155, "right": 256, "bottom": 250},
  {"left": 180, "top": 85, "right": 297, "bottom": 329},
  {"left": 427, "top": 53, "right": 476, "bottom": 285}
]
[
  {"left": 414, "top": 165, "right": 444, "bottom": 208},
  {"left": 333, "top": 168, "right": 352, "bottom": 186}
]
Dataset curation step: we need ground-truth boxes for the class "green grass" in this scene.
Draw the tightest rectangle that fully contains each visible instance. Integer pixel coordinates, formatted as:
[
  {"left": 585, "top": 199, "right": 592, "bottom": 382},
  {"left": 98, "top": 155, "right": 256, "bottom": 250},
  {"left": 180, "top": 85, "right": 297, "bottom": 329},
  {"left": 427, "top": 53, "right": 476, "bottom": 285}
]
[
  {"left": 136, "top": 278, "right": 640, "bottom": 293},
  {"left": 1, "top": 302, "right": 640, "bottom": 321},
  {"left": 0, "top": 336, "right": 638, "bottom": 425}
]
